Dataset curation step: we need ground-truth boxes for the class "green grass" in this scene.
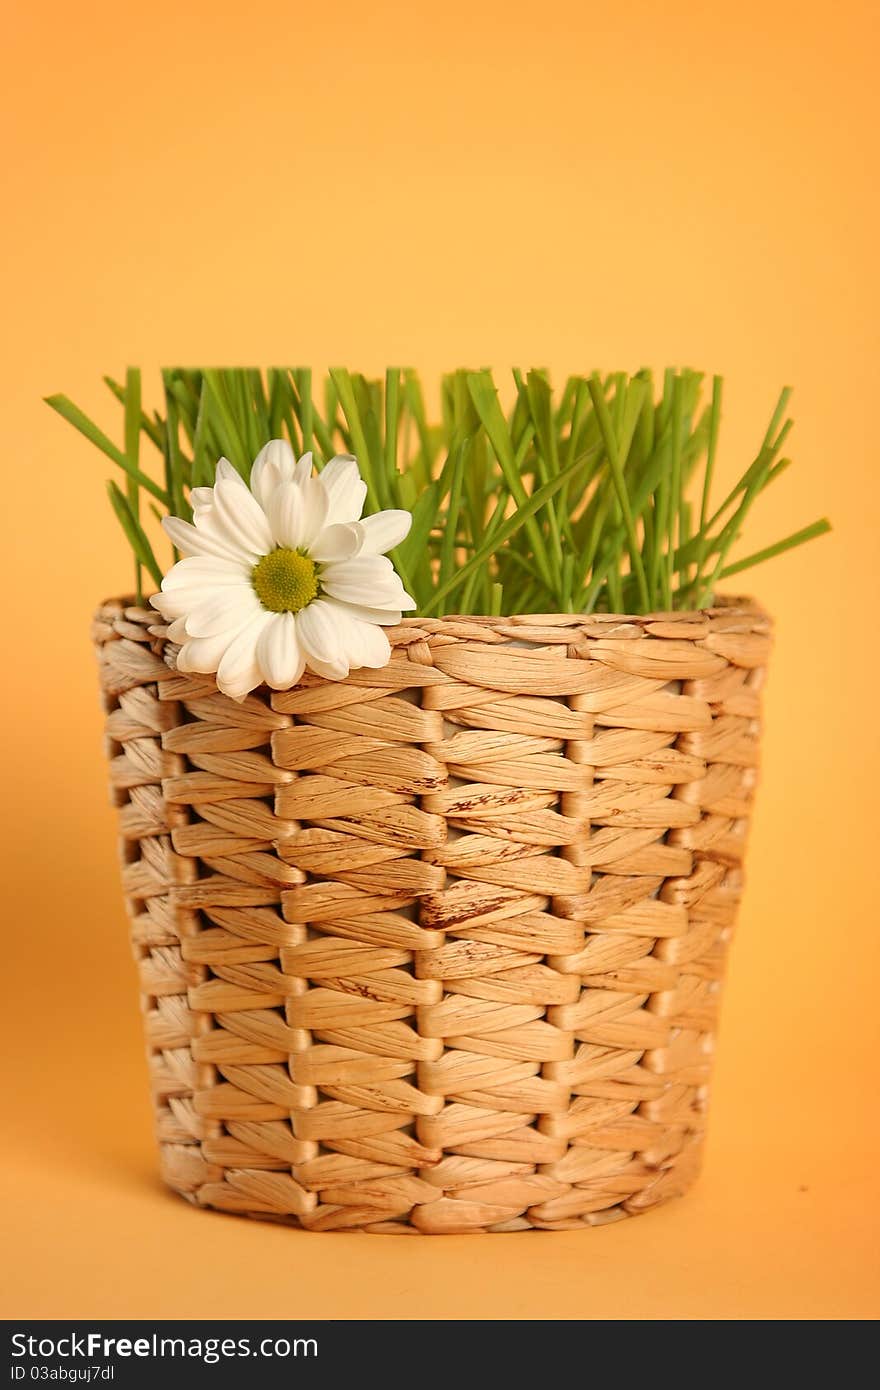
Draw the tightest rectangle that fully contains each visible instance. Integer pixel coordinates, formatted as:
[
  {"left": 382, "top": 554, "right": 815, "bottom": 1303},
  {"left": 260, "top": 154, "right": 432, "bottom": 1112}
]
[{"left": 46, "top": 366, "right": 830, "bottom": 614}]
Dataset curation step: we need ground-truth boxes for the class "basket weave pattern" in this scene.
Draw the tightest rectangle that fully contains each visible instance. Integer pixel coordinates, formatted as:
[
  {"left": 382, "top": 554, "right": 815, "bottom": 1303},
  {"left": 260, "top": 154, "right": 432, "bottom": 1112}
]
[{"left": 94, "top": 599, "right": 770, "bottom": 1233}]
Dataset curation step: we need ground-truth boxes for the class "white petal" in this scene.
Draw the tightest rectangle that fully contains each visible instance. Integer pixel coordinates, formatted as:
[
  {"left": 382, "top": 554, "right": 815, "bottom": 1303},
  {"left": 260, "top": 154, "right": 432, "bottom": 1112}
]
[
  {"left": 323, "top": 603, "right": 392, "bottom": 670},
  {"left": 184, "top": 590, "right": 260, "bottom": 638},
  {"left": 250, "top": 439, "right": 296, "bottom": 511},
  {"left": 268, "top": 481, "right": 306, "bottom": 549},
  {"left": 305, "top": 656, "right": 351, "bottom": 680},
  {"left": 323, "top": 600, "right": 404, "bottom": 626},
  {"left": 255, "top": 612, "right": 305, "bottom": 689},
  {"left": 176, "top": 629, "right": 239, "bottom": 674},
  {"left": 321, "top": 578, "right": 414, "bottom": 611},
  {"left": 351, "top": 623, "right": 391, "bottom": 669},
  {"left": 152, "top": 575, "right": 252, "bottom": 623},
  {"left": 298, "top": 476, "right": 330, "bottom": 547},
  {"left": 267, "top": 477, "right": 329, "bottom": 550},
  {"left": 358, "top": 510, "right": 412, "bottom": 555},
  {"left": 319, "top": 454, "right": 367, "bottom": 524},
  {"left": 196, "top": 505, "right": 268, "bottom": 558},
  {"left": 151, "top": 589, "right": 191, "bottom": 621},
  {"left": 166, "top": 617, "right": 188, "bottom": 641},
  {"left": 322, "top": 553, "right": 393, "bottom": 582},
  {"left": 215, "top": 612, "right": 273, "bottom": 700},
  {"left": 163, "top": 515, "right": 255, "bottom": 564},
  {"left": 294, "top": 451, "right": 314, "bottom": 486},
  {"left": 309, "top": 521, "right": 364, "bottom": 563},
  {"left": 190, "top": 486, "right": 215, "bottom": 514},
  {"left": 295, "top": 600, "right": 349, "bottom": 679},
  {"left": 212, "top": 477, "right": 274, "bottom": 554},
  {"left": 320, "top": 556, "right": 415, "bottom": 610},
  {"left": 253, "top": 439, "right": 295, "bottom": 476},
  {"left": 151, "top": 561, "right": 222, "bottom": 620},
  {"left": 215, "top": 457, "right": 240, "bottom": 484},
  {"left": 319, "top": 454, "right": 357, "bottom": 488},
  {"left": 160, "top": 556, "right": 250, "bottom": 588},
  {"left": 295, "top": 600, "right": 392, "bottom": 680}
]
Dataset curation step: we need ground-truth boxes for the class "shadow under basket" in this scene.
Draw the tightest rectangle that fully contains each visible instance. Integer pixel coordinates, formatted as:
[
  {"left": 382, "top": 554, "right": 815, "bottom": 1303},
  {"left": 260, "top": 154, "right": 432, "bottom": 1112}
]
[{"left": 94, "top": 599, "right": 771, "bottom": 1234}]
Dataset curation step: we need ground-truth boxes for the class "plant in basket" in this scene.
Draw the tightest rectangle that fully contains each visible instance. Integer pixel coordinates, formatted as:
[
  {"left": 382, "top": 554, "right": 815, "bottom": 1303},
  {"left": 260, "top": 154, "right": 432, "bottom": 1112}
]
[{"left": 47, "top": 367, "right": 828, "bottom": 1233}]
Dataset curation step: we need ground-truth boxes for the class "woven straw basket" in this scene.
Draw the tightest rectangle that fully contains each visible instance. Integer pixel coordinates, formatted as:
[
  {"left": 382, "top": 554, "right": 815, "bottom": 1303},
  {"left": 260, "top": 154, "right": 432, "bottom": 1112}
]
[{"left": 93, "top": 597, "right": 770, "bottom": 1234}]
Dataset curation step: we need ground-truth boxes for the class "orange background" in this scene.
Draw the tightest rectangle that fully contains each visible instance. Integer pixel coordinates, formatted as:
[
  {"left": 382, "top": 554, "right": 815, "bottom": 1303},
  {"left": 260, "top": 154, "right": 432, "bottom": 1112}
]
[{"left": 2, "top": 0, "right": 878, "bottom": 1320}]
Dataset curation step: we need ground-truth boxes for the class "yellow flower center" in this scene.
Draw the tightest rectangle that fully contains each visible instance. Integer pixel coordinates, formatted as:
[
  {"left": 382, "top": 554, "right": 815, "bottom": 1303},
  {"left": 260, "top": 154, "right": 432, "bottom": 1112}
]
[{"left": 252, "top": 548, "right": 319, "bottom": 613}]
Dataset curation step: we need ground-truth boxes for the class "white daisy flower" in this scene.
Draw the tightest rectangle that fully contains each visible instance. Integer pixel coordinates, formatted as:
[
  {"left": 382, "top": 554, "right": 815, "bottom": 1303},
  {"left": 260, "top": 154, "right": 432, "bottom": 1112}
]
[{"left": 150, "top": 441, "right": 415, "bottom": 700}]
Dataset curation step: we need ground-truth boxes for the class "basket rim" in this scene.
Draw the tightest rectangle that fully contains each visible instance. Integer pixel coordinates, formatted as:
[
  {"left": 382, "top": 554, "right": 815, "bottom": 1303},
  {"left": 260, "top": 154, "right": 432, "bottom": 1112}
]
[{"left": 96, "top": 593, "right": 768, "bottom": 628}]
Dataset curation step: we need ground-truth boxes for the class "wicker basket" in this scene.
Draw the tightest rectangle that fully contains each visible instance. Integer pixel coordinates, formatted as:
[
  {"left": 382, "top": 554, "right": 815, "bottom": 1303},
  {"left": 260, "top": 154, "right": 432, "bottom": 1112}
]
[{"left": 93, "top": 598, "right": 770, "bottom": 1233}]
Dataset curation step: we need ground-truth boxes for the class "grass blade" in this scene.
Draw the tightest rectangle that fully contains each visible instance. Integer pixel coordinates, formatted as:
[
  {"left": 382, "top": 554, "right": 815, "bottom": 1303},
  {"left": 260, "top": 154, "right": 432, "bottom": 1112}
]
[
  {"left": 422, "top": 448, "right": 592, "bottom": 616},
  {"left": 46, "top": 394, "right": 168, "bottom": 503},
  {"left": 50, "top": 367, "right": 830, "bottom": 619},
  {"left": 106, "top": 481, "right": 162, "bottom": 589},
  {"left": 466, "top": 370, "right": 555, "bottom": 593},
  {"left": 124, "top": 368, "right": 142, "bottom": 599},
  {"left": 587, "top": 374, "right": 650, "bottom": 609},
  {"left": 718, "top": 518, "right": 831, "bottom": 580}
]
